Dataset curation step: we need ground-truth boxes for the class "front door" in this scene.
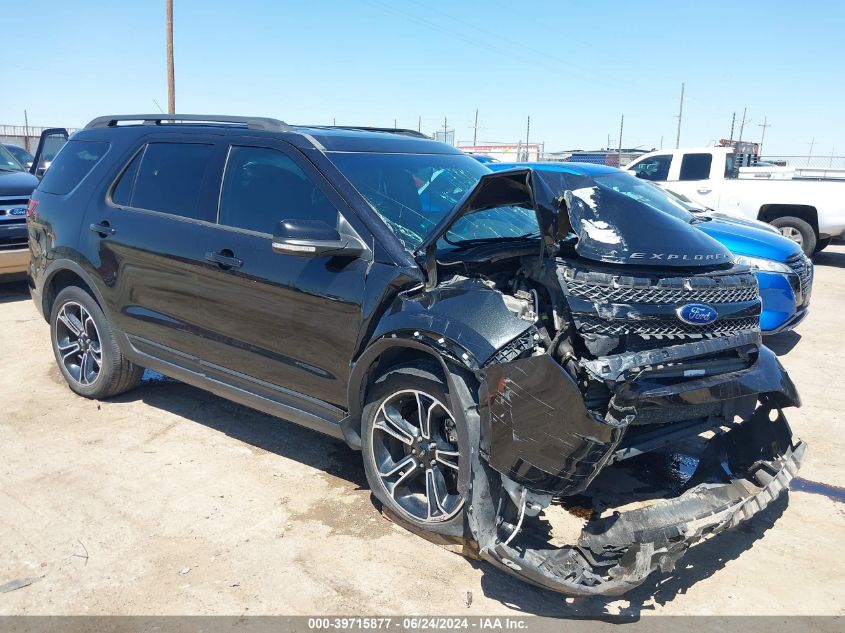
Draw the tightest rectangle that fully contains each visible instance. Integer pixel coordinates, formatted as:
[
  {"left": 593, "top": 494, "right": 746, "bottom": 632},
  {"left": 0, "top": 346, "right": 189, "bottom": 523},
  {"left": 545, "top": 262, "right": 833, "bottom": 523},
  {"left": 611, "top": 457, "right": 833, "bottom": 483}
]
[{"left": 190, "top": 139, "right": 370, "bottom": 412}]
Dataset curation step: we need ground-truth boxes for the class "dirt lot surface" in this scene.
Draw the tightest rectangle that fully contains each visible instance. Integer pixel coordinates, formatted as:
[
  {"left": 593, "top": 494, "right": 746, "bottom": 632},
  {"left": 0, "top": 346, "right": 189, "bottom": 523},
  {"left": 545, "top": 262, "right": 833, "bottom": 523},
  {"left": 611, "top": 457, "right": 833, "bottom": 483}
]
[{"left": 1, "top": 245, "right": 844, "bottom": 618}]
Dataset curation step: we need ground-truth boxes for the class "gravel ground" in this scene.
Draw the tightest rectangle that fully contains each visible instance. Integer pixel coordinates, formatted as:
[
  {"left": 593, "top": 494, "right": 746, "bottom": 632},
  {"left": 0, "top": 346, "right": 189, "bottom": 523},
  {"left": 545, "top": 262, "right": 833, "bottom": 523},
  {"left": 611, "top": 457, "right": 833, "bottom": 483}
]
[{"left": 1, "top": 245, "right": 844, "bottom": 617}]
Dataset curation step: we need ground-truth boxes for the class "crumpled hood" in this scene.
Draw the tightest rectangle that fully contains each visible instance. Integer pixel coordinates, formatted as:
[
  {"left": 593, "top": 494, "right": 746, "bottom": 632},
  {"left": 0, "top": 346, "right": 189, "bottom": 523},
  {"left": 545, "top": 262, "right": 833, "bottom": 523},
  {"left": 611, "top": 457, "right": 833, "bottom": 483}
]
[{"left": 419, "top": 168, "right": 733, "bottom": 268}]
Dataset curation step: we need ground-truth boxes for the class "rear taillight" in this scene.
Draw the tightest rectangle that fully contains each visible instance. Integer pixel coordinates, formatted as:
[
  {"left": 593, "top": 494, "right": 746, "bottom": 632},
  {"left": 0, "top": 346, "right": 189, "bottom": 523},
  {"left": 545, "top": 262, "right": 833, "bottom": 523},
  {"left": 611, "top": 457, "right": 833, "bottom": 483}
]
[{"left": 26, "top": 198, "right": 39, "bottom": 219}]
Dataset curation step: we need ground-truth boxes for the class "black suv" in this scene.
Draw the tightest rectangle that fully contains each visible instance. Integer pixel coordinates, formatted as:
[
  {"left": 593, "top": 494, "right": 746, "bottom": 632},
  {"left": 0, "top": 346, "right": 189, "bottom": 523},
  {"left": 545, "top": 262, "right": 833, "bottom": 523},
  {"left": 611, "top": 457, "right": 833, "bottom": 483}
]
[{"left": 28, "top": 115, "right": 805, "bottom": 595}]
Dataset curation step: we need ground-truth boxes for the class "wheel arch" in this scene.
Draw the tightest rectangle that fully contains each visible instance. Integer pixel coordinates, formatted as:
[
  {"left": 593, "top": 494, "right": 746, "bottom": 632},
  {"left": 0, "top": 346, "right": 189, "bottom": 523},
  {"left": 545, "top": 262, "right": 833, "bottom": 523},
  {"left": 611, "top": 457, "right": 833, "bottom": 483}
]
[
  {"left": 757, "top": 204, "right": 820, "bottom": 235},
  {"left": 40, "top": 259, "right": 107, "bottom": 323},
  {"left": 340, "top": 335, "right": 479, "bottom": 450}
]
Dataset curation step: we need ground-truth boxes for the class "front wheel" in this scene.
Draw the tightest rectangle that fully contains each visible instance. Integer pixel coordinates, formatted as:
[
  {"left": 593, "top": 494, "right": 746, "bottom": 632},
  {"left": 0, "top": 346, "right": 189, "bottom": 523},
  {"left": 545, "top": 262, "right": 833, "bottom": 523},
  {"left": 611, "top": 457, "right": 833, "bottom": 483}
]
[
  {"left": 361, "top": 362, "right": 470, "bottom": 537},
  {"left": 50, "top": 286, "right": 143, "bottom": 399},
  {"left": 770, "top": 216, "right": 816, "bottom": 256}
]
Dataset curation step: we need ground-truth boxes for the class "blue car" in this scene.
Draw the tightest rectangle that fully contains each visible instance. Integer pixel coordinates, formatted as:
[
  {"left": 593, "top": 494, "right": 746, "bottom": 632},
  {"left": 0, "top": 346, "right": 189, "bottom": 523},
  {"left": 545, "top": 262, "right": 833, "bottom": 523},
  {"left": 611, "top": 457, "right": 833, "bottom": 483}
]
[{"left": 488, "top": 162, "right": 813, "bottom": 334}]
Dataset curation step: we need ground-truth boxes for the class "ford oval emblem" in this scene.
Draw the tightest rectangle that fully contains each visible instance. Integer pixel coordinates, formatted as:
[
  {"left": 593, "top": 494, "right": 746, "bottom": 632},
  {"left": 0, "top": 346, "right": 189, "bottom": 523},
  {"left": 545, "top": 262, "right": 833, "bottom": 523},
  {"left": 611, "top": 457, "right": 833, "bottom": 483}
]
[
  {"left": 9, "top": 207, "right": 27, "bottom": 216},
  {"left": 676, "top": 303, "right": 718, "bottom": 325}
]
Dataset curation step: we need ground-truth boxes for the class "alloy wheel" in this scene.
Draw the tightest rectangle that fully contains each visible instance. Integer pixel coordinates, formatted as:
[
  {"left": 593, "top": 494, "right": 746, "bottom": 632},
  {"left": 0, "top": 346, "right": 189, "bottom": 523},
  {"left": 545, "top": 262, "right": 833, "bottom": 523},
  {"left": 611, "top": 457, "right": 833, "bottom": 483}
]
[
  {"left": 54, "top": 301, "right": 103, "bottom": 386},
  {"left": 370, "top": 389, "right": 464, "bottom": 523},
  {"left": 779, "top": 226, "right": 804, "bottom": 247}
]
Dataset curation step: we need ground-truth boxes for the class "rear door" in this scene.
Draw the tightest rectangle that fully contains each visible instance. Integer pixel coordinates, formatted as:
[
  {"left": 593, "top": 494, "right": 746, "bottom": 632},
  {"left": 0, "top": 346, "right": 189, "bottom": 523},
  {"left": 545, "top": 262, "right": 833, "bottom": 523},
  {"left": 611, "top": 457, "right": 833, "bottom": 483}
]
[
  {"left": 81, "top": 135, "right": 227, "bottom": 369},
  {"left": 664, "top": 151, "right": 721, "bottom": 208},
  {"left": 188, "top": 138, "right": 371, "bottom": 411}
]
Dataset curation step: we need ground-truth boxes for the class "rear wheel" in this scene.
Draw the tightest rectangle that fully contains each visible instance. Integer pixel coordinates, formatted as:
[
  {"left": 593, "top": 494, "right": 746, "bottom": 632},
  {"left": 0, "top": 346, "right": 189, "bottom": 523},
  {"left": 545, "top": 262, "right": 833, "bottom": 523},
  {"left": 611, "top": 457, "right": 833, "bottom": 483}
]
[
  {"left": 770, "top": 216, "right": 816, "bottom": 256},
  {"left": 361, "top": 363, "right": 470, "bottom": 537},
  {"left": 50, "top": 286, "right": 143, "bottom": 399}
]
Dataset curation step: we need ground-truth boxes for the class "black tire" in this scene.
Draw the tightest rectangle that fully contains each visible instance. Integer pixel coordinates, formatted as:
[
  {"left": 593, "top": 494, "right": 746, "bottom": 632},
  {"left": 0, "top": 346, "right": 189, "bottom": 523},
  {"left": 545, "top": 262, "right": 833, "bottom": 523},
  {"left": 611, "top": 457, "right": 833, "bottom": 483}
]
[
  {"left": 361, "top": 361, "right": 471, "bottom": 538},
  {"left": 814, "top": 236, "right": 832, "bottom": 254},
  {"left": 50, "top": 286, "right": 143, "bottom": 399},
  {"left": 770, "top": 216, "right": 816, "bottom": 256}
]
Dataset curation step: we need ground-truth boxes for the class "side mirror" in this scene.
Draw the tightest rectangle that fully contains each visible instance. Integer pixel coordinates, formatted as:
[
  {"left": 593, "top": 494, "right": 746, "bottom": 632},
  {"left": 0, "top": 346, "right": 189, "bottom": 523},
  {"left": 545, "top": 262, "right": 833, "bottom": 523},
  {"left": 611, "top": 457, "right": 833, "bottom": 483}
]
[{"left": 272, "top": 219, "right": 365, "bottom": 258}]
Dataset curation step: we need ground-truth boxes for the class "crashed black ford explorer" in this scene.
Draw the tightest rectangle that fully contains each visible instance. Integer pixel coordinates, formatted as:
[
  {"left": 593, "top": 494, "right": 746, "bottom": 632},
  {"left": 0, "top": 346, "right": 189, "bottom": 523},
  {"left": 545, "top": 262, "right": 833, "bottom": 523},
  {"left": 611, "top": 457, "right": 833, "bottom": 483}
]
[{"left": 28, "top": 115, "right": 805, "bottom": 596}]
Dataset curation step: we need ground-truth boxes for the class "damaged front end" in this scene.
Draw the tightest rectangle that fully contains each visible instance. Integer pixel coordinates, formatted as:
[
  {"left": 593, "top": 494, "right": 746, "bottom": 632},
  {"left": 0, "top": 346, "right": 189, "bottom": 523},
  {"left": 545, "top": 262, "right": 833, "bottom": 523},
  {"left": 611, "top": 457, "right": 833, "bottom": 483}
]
[
  {"left": 473, "top": 345, "right": 803, "bottom": 595},
  {"left": 421, "top": 167, "right": 805, "bottom": 595}
]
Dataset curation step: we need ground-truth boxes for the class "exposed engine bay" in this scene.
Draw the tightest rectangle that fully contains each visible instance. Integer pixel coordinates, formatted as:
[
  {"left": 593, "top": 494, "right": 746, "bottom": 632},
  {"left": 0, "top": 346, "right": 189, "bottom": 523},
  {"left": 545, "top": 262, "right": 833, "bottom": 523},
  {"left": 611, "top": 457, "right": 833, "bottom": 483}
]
[{"left": 403, "top": 167, "right": 805, "bottom": 595}]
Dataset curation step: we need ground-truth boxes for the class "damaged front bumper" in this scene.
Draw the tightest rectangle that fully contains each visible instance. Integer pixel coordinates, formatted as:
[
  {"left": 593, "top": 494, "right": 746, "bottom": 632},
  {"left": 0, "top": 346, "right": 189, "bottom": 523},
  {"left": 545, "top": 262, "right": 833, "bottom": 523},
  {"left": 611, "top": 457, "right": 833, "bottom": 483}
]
[{"left": 470, "top": 340, "right": 804, "bottom": 596}]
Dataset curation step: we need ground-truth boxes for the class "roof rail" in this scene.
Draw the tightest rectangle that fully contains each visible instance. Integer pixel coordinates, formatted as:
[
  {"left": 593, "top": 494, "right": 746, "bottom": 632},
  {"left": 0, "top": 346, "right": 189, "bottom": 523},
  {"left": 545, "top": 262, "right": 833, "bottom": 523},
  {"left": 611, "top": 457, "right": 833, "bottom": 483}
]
[
  {"left": 317, "top": 126, "right": 430, "bottom": 139},
  {"left": 85, "top": 114, "right": 291, "bottom": 132}
]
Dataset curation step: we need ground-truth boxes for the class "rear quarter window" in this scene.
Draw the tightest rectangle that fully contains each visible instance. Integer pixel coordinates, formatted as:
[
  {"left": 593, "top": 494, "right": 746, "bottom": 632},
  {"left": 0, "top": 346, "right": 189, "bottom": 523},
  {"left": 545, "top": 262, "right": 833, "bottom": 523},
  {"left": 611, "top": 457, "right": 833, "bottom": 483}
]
[{"left": 38, "top": 140, "right": 110, "bottom": 195}]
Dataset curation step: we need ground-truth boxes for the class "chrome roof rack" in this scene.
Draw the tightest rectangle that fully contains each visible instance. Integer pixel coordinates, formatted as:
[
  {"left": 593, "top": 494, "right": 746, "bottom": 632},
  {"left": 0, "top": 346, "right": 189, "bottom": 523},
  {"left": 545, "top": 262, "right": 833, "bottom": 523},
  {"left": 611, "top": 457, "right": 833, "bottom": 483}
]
[{"left": 85, "top": 114, "right": 291, "bottom": 132}]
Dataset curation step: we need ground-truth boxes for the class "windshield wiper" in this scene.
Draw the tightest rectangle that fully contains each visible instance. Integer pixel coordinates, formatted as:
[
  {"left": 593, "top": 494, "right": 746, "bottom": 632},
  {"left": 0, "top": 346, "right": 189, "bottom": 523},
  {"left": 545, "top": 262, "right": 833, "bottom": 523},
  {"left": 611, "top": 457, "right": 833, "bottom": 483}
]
[{"left": 442, "top": 232, "right": 540, "bottom": 249}]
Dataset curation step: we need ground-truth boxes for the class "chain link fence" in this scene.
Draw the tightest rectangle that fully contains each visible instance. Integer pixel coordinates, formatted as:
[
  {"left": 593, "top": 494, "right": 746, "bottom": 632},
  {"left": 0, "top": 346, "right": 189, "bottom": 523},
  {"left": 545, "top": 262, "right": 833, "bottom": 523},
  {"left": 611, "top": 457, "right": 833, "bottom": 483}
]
[
  {"left": 0, "top": 125, "right": 79, "bottom": 153},
  {"left": 760, "top": 155, "right": 845, "bottom": 168}
]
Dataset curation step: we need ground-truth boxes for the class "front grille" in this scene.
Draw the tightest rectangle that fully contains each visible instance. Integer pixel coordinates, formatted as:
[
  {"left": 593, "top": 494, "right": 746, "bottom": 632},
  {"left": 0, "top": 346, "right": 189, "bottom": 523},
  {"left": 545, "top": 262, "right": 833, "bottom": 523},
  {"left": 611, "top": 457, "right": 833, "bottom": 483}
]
[
  {"left": 564, "top": 274, "right": 759, "bottom": 305},
  {"left": 786, "top": 253, "right": 813, "bottom": 305},
  {"left": 576, "top": 315, "right": 760, "bottom": 340},
  {"left": 559, "top": 263, "right": 761, "bottom": 350},
  {"left": 0, "top": 196, "right": 30, "bottom": 225}
]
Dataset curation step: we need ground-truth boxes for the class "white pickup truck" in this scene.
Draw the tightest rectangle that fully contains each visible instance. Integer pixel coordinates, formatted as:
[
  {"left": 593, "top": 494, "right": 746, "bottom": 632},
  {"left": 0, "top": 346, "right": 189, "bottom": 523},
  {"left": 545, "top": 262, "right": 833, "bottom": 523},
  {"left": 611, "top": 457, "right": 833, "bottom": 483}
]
[{"left": 625, "top": 146, "right": 845, "bottom": 255}]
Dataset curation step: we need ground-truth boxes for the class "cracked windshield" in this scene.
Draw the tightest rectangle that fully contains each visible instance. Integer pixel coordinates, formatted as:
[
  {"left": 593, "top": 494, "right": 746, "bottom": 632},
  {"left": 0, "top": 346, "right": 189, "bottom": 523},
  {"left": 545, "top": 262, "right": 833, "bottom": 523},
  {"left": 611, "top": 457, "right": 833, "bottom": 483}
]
[{"left": 328, "top": 152, "right": 539, "bottom": 251}]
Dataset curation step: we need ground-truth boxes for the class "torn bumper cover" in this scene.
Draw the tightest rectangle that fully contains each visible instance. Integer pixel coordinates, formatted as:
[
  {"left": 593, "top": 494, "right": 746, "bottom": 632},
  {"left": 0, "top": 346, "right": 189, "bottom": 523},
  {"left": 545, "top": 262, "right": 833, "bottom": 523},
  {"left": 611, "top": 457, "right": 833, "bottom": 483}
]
[{"left": 471, "top": 345, "right": 804, "bottom": 596}]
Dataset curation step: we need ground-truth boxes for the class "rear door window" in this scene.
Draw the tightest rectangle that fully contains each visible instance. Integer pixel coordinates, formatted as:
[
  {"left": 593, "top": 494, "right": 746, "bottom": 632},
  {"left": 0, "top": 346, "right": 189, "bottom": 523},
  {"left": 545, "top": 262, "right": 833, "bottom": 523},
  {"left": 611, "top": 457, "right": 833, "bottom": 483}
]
[
  {"left": 123, "top": 142, "right": 215, "bottom": 220},
  {"left": 630, "top": 154, "right": 671, "bottom": 181},
  {"left": 38, "top": 140, "right": 110, "bottom": 195},
  {"left": 679, "top": 153, "right": 712, "bottom": 180}
]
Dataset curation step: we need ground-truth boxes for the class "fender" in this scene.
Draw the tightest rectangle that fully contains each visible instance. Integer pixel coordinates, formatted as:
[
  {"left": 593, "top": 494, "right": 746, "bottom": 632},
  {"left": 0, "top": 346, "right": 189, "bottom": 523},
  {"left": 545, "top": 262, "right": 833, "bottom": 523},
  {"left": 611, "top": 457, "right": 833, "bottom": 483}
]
[
  {"left": 340, "top": 277, "right": 536, "bottom": 449},
  {"left": 32, "top": 256, "right": 110, "bottom": 322},
  {"left": 340, "top": 334, "right": 477, "bottom": 450}
]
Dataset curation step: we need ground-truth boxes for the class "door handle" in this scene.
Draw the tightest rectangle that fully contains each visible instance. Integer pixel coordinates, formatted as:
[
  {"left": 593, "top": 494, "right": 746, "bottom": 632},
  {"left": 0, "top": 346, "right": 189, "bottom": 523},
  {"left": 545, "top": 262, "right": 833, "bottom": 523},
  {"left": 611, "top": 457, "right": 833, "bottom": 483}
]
[
  {"left": 697, "top": 187, "right": 712, "bottom": 194},
  {"left": 205, "top": 250, "right": 243, "bottom": 269},
  {"left": 89, "top": 222, "right": 116, "bottom": 237}
]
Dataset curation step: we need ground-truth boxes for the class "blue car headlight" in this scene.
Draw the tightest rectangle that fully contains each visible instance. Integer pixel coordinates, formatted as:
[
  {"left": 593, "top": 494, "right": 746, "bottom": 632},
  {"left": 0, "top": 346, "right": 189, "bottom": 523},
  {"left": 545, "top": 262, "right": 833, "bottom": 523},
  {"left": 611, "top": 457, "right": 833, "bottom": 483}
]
[{"left": 734, "top": 255, "right": 792, "bottom": 274}]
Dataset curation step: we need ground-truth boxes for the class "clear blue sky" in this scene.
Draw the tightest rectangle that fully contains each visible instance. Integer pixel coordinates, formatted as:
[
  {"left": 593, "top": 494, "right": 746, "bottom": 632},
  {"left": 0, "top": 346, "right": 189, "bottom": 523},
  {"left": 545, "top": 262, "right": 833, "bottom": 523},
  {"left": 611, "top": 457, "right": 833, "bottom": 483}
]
[{"left": 4, "top": 0, "right": 843, "bottom": 156}]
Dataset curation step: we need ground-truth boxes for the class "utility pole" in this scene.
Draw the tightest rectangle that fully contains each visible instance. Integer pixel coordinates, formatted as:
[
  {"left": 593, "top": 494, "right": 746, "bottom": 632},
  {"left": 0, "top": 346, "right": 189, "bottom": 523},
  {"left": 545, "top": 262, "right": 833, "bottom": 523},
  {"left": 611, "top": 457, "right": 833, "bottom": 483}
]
[
  {"left": 659, "top": 135, "right": 663, "bottom": 149},
  {"left": 675, "top": 82, "right": 684, "bottom": 148},
  {"left": 418, "top": 115, "right": 421, "bottom": 133},
  {"left": 729, "top": 111, "right": 736, "bottom": 144},
  {"left": 808, "top": 138, "right": 815, "bottom": 160},
  {"left": 443, "top": 116, "right": 448, "bottom": 145},
  {"left": 473, "top": 109, "right": 479, "bottom": 148},
  {"left": 166, "top": 0, "right": 175, "bottom": 114},
  {"left": 394, "top": 118, "right": 397, "bottom": 130},
  {"left": 758, "top": 116, "right": 771, "bottom": 155},
  {"left": 333, "top": 117, "right": 336, "bottom": 126},
  {"left": 618, "top": 115, "right": 624, "bottom": 165},
  {"left": 737, "top": 107, "right": 748, "bottom": 145},
  {"left": 525, "top": 116, "right": 530, "bottom": 160},
  {"left": 23, "top": 110, "right": 30, "bottom": 152}
]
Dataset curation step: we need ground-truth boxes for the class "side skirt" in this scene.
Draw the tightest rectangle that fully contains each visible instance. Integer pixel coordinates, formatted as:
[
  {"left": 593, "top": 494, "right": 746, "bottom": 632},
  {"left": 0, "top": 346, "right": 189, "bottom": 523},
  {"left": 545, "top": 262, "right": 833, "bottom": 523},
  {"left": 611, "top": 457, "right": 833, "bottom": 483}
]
[{"left": 120, "top": 333, "right": 346, "bottom": 440}]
